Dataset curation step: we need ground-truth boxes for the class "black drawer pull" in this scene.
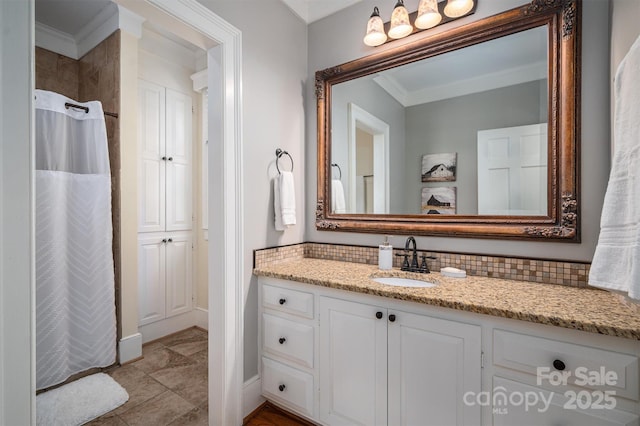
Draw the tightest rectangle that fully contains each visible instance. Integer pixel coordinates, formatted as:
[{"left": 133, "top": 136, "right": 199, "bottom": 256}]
[
  {"left": 278, "top": 384, "right": 286, "bottom": 392},
  {"left": 388, "top": 314, "right": 396, "bottom": 322},
  {"left": 279, "top": 337, "right": 286, "bottom": 344},
  {"left": 553, "top": 359, "right": 566, "bottom": 371},
  {"left": 279, "top": 298, "right": 286, "bottom": 305},
  {"left": 376, "top": 311, "right": 383, "bottom": 319}
]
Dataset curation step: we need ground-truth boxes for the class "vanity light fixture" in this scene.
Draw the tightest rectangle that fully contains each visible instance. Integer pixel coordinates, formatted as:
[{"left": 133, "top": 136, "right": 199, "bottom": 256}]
[
  {"left": 388, "top": 0, "right": 413, "bottom": 39},
  {"left": 363, "top": 0, "right": 476, "bottom": 47},
  {"left": 415, "top": 0, "right": 442, "bottom": 29},
  {"left": 443, "top": 0, "right": 475, "bottom": 18},
  {"left": 364, "top": 7, "right": 387, "bottom": 46}
]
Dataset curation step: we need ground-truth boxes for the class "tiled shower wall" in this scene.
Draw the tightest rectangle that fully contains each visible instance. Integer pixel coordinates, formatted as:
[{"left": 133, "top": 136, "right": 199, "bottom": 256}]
[
  {"left": 254, "top": 242, "right": 591, "bottom": 288},
  {"left": 35, "top": 31, "right": 122, "bottom": 334}
]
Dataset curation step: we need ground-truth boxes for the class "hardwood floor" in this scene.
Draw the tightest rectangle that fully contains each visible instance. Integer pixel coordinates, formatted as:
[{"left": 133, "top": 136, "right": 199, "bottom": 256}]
[{"left": 243, "top": 402, "right": 316, "bottom": 426}]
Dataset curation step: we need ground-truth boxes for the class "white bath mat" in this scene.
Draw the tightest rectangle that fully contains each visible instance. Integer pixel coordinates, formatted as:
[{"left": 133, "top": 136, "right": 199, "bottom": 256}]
[{"left": 36, "top": 373, "right": 129, "bottom": 425}]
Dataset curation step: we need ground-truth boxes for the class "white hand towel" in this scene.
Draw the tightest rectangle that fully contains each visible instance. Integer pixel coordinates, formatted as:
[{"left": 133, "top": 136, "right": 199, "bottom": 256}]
[
  {"left": 332, "top": 179, "right": 346, "bottom": 213},
  {"left": 273, "top": 177, "right": 285, "bottom": 231},
  {"left": 590, "top": 34, "right": 640, "bottom": 300},
  {"left": 279, "top": 171, "right": 296, "bottom": 227}
]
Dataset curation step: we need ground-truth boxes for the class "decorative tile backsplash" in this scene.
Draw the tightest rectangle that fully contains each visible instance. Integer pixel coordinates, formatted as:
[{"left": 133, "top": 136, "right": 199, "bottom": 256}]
[{"left": 254, "top": 242, "right": 590, "bottom": 288}]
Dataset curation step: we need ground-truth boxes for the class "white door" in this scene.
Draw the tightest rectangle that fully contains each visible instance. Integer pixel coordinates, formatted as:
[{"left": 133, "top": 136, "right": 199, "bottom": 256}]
[
  {"left": 388, "top": 311, "right": 482, "bottom": 426},
  {"left": 165, "top": 232, "right": 193, "bottom": 317},
  {"left": 477, "top": 123, "right": 547, "bottom": 215},
  {"left": 138, "top": 233, "right": 166, "bottom": 326},
  {"left": 319, "top": 297, "right": 387, "bottom": 426},
  {"left": 165, "top": 89, "right": 193, "bottom": 231},
  {"left": 138, "top": 80, "right": 166, "bottom": 233}
]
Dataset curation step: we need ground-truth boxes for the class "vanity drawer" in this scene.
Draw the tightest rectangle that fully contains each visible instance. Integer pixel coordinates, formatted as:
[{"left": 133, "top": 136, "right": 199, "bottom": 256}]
[
  {"left": 263, "top": 283, "right": 314, "bottom": 319},
  {"left": 493, "top": 329, "right": 639, "bottom": 400},
  {"left": 262, "top": 357, "right": 314, "bottom": 418},
  {"left": 263, "top": 313, "right": 314, "bottom": 368},
  {"left": 493, "top": 376, "right": 639, "bottom": 426}
]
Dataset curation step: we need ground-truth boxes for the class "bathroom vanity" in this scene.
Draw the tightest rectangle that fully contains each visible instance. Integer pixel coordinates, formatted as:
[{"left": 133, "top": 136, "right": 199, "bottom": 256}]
[{"left": 254, "top": 258, "right": 640, "bottom": 426}]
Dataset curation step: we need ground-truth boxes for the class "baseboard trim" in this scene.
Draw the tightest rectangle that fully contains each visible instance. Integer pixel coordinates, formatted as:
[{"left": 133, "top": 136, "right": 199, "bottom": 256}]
[
  {"left": 195, "top": 307, "right": 208, "bottom": 330},
  {"left": 139, "top": 311, "right": 198, "bottom": 343},
  {"left": 243, "top": 374, "right": 265, "bottom": 418},
  {"left": 118, "top": 333, "right": 142, "bottom": 364}
]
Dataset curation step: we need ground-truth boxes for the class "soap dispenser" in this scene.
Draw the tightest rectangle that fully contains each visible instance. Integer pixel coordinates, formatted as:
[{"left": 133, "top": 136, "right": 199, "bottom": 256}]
[{"left": 378, "top": 236, "right": 393, "bottom": 270}]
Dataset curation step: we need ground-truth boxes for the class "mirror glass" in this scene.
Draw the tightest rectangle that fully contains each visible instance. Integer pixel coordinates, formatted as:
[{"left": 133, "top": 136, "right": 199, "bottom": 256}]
[{"left": 330, "top": 26, "right": 548, "bottom": 216}]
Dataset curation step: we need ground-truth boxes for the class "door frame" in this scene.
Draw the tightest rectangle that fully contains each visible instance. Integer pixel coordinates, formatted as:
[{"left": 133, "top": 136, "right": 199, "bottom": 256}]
[
  {"left": 0, "top": 0, "right": 244, "bottom": 424},
  {"left": 116, "top": 1, "right": 244, "bottom": 424},
  {"left": 347, "top": 103, "right": 390, "bottom": 214}
]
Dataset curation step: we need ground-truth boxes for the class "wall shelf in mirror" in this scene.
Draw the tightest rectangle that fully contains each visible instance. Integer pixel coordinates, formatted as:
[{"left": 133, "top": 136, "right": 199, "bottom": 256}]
[{"left": 315, "top": 0, "right": 580, "bottom": 241}]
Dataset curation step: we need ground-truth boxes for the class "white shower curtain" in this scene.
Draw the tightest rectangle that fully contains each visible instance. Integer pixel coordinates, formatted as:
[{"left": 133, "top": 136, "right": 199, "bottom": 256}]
[{"left": 35, "top": 89, "right": 116, "bottom": 390}]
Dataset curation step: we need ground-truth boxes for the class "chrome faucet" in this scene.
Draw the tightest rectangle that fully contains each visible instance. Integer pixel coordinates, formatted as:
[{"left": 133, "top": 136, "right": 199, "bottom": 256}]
[{"left": 397, "top": 236, "right": 435, "bottom": 273}]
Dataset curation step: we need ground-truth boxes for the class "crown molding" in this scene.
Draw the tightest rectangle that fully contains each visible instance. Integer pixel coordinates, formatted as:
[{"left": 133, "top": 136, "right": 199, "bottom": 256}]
[
  {"left": 35, "top": 22, "right": 78, "bottom": 59},
  {"left": 35, "top": 4, "right": 144, "bottom": 60},
  {"left": 117, "top": 5, "right": 145, "bottom": 38}
]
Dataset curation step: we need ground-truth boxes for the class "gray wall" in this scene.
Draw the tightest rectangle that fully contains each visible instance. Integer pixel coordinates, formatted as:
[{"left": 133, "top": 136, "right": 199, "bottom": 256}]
[
  {"left": 331, "top": 77, "right": 406, "bottom": 211},
  {"left": 404, "top": 80, "right": 546, "bottom": 214},
  {"left": 307, "top": 0, "right": 610, "bottom": 263},
  {"left": 197, "top": 0, "right": 307, "bottom": 380}
]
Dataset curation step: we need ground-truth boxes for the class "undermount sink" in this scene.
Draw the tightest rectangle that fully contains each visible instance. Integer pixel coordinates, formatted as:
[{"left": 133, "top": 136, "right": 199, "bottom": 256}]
[{"left": 372, "top": 276, "right": 437, "bottom": 288}]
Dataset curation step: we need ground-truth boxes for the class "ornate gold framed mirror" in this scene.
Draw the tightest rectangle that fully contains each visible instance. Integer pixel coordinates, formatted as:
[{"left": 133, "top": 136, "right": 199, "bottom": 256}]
[{"left": 315, "top": 0, "right": 580, "bottom": 241}]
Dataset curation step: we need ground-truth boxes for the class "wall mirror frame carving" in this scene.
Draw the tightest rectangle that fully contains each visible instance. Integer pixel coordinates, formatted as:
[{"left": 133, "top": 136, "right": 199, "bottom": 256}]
[{"left": 315, "top": 0, "right": 580, "bottom": 241}]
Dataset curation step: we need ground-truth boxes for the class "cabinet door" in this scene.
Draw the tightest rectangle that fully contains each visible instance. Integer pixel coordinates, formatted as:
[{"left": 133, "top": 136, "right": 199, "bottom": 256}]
[
  {"left": 138, "top": 234, "right": 166, "bottom": 326},
  {"left": 388, "top": 310, "right": 482, "bottom": 426},
  {"left": 319, "top": 297, "right": 387, "bottom": 426},
  {"left": 138, "top": 80, "right": 166, "bottom": 233},
  {"left": 165, "top": 89, "right": 193, "bottom": 231},
  {"left": 165, "top": 232, "right": 192, "bottom": 317}
]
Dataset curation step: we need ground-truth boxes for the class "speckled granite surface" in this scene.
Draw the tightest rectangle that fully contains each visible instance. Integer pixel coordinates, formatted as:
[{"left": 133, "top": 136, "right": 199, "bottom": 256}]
[{"left": 254, "top": 258, "right": 640, "bottom": 340}]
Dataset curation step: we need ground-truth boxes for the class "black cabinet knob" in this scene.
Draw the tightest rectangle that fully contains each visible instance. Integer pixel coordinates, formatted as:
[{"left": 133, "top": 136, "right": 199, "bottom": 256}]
[
  {"left": 389, "top": 314, "right": 396, "bottom": 322},
  {"left": 279, "top": 298, "right": 286, "bottom": 305},
  {"left": 162, "top": 156, "right": 167, "bottom": 160},
  {"left": 553, "top": 359, "right": 566, "bottom": 371},
  {"left": 162, "top": 239, "right": 167, "bottom": 243},
  {"left": 168, "top": 157, "right": 173, "bottom": 161},
  {"left": 167, "top": 238, "right": 173, "bottom": 243},
  {"left": 279, "top": 337, "right": 286, "bottom": 344},
  {"left": 376, "top": 311, "right": 383, "bottom": 319},
  {"left": 278, "top": 384, "right": 286, "bottom": 392}
]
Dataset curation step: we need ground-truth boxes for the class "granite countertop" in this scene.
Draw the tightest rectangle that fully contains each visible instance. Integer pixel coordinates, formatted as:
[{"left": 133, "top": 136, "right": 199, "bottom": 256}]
[{"left": 254, "top": 258, "right": 640, "bottom": 340}]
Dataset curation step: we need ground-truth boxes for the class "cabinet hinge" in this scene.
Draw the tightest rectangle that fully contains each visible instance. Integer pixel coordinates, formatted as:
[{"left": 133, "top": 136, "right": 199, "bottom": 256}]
[{"left": 481, "top": 351, "right": 485, "bottom": 369}]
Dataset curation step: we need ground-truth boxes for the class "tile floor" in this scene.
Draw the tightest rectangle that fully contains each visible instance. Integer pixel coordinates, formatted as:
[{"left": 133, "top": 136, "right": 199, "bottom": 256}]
[{"left": 87, "top": 327, "right": 208, "bottom": 426}]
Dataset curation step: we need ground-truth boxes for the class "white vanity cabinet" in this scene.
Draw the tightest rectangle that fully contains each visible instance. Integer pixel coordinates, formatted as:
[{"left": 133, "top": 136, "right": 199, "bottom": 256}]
[
  {"left": 257, "top": 276, "right": 640, "bottom": 426},
  {"left": 319, "top": 296, "right": 482, "bottom": 426}
]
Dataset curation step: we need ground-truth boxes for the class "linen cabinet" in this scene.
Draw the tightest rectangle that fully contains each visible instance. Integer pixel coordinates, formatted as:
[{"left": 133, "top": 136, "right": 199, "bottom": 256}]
[{"left": 137, "top": 79, "right": 193, "bottom": 326}]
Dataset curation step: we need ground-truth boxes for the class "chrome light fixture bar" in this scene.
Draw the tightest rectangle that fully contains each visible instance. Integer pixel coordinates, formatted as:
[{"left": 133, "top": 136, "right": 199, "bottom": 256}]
[{"left": 364, "top": 0, "right": 477, "bottom": 47}]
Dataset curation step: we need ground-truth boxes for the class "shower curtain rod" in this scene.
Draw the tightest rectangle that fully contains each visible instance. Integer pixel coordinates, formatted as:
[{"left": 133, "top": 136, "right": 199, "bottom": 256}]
[{"left": 64, "top": 102, "right": 119, "bottom": 118}]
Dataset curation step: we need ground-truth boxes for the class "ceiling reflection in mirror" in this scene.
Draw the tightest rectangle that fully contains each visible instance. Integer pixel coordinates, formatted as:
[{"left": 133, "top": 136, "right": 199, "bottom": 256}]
[{"left": 330, "top": 26, "right": 548, "bottom": 216}]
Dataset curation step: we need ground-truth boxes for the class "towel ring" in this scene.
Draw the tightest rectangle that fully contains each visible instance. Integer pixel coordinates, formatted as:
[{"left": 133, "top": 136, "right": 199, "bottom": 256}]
[
  {"left": 331, "top": 163, "right": 342, "bottom": 180},
  {"left": 275, "top": 148, "right": 294, "bottom": 174}
]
